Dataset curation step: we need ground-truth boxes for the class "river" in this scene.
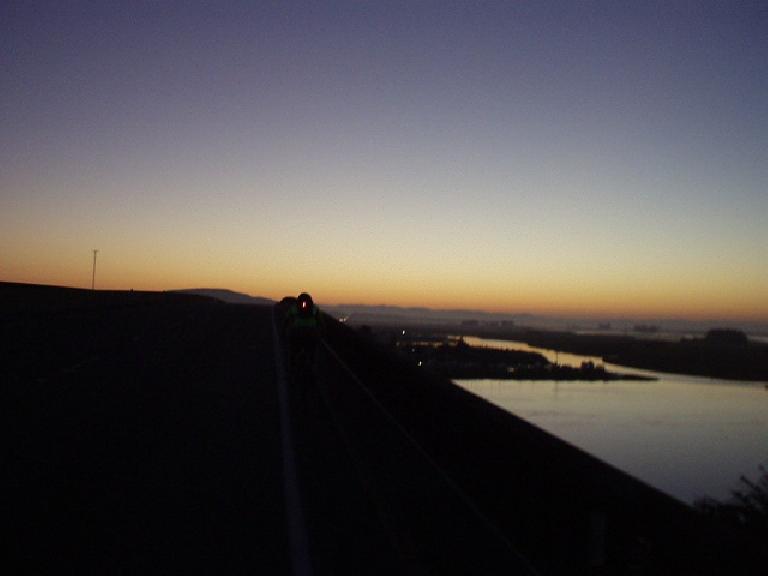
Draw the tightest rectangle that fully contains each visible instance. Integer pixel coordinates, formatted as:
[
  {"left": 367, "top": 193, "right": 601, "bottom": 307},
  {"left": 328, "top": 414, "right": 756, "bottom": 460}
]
[{"left": 454, "top": 336, "right": 768, "bottom": 504}]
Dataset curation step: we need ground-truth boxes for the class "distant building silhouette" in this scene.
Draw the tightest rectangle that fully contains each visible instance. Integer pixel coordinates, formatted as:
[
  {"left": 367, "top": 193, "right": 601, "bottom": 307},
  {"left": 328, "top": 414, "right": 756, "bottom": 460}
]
[{"left": 704, "top": 329, "right": 748, "bottom": 347}]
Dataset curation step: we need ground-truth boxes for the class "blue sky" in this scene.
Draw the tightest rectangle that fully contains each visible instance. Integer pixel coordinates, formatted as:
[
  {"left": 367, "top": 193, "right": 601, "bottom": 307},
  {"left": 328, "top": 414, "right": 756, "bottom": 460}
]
[{"left": 2, "top": 1, "right": 767, "bottom": 317}]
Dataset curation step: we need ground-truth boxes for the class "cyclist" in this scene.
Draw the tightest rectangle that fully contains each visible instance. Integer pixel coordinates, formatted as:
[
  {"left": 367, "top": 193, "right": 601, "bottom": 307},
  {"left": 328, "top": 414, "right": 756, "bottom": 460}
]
[{"left": 284, "top": 292, "right": 323, "bottom": 371}]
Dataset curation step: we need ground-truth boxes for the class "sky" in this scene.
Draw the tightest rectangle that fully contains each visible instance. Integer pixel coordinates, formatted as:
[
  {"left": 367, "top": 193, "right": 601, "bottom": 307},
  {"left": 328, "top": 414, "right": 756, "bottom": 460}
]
[{"left": 2, "top": 1, "right": 767, "bottom": 319}]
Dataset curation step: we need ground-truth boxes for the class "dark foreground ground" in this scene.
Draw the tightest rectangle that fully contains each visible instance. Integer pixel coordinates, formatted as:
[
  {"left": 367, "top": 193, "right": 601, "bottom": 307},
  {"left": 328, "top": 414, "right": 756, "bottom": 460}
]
[{"left": 2, "top": 283, "right": 763, "bottom": 574}]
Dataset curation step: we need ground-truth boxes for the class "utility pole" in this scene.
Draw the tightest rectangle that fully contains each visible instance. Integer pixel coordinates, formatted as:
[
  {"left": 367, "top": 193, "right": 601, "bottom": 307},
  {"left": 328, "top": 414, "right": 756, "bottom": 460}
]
[{"left": 91, "top": 249, "right": 98, "bottom": 290}]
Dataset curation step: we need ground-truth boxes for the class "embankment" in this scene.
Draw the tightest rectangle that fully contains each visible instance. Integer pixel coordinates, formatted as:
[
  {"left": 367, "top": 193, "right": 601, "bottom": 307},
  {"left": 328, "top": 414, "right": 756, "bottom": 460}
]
[{"left": 324, "top": 319, "right": 764, "bottom": 574}]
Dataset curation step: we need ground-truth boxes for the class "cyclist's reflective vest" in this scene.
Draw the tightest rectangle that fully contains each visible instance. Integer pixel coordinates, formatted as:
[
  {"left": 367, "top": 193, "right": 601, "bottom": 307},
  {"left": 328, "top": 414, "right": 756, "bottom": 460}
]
[{"left": 288, "top": 303, "right": 320, "bottom": 330}]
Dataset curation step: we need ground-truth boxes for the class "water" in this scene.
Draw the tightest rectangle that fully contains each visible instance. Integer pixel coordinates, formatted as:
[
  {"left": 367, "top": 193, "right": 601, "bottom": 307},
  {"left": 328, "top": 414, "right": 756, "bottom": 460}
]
[{"left": 455, "top": 336, "right": 768, "bottom": 504}]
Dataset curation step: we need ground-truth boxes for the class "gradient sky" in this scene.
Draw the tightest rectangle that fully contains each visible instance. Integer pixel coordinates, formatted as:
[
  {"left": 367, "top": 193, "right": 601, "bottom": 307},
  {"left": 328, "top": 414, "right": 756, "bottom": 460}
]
[{"left": 2, "top": 1, "right": 767, "bottom": 318}]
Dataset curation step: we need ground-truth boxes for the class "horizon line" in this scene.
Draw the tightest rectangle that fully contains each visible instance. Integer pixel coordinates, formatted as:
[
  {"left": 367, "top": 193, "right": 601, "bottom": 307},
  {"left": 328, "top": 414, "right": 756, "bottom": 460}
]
[{"left": 3, "top": 280, "right": 767, "bottom": 324}]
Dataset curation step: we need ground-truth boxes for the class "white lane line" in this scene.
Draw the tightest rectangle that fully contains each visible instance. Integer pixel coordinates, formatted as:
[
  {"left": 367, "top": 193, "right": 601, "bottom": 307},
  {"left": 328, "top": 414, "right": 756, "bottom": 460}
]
[{"left": 272, "top": 309, "right": 313, "bottom": 576}]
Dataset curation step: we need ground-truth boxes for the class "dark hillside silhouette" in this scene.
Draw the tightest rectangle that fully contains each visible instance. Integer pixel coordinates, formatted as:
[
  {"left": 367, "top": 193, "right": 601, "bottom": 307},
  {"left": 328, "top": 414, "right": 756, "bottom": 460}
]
[
  {"left": 3, "top": 282, "right": 764, "bottom": 574},
  {"left": 2, "top": 282, "right": 285, "bottom": 573},
  {"left": 170, "top": 288, "right": 273, "bottom": 305}
]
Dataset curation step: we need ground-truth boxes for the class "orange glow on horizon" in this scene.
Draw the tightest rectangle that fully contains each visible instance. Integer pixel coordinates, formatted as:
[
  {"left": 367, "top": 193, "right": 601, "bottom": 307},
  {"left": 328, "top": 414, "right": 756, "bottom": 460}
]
[
  {"left": 5, "top": 268, "right": 766, "bottom": 322},
  {"left": 4, "top": 3, "right": 768, "bottom": 327},
  {"left": 3, "top": 236, "right": 767, "bottom": 322}
]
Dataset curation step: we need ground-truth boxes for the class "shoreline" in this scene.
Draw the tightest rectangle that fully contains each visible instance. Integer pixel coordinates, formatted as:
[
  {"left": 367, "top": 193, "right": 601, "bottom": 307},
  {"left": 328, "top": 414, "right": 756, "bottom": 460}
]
[{"left": 361, "top": 322, "right": 768, "bottom": 382}]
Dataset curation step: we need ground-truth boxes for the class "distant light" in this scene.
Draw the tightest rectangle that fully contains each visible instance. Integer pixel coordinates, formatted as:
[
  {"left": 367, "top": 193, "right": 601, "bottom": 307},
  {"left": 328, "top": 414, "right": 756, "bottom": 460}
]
[
  {"left": 418, "top": 361, "right": 422, "bottom": 367},
  {"left": 402, "top": 330, "right": 406, "bottom": 335}
]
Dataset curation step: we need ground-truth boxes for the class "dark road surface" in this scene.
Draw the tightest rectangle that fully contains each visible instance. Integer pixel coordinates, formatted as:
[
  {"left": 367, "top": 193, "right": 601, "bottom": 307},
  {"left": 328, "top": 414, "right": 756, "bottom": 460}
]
[
  {"left": 3, "top": 284, "right": 762, "bottom": 574},
  {"left": 283, "top": 336, "right": 536, "bottom": 575},
  {"left": 5, "top": 295, "right": 286, "bottom": 574},
  {"left": 3, "top": 287, "right": 534, "bottom": 575}
]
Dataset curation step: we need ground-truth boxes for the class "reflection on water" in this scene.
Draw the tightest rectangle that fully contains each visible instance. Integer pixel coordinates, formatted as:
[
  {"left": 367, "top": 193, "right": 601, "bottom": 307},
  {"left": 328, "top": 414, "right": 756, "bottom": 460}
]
[
  {"left": 455, "top": 337, "right": 768, "bottom": 504},
  {"left": 462, "top": 336, "right": 605, "bottom": 368}
]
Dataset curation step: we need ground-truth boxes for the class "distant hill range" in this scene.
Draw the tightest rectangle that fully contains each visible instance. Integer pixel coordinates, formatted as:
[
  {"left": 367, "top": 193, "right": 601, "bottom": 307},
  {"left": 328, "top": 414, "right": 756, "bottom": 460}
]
[
  {"left": 170, "top": 289, "right": 273, "bottom": 306},
  {"left": 323, "top": 303, "right": 529, "bottom": 326},
  {"left": 322, "top": 303, "right": 768, "bottom": 341}
]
